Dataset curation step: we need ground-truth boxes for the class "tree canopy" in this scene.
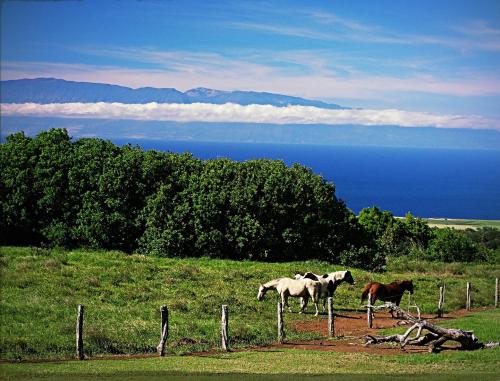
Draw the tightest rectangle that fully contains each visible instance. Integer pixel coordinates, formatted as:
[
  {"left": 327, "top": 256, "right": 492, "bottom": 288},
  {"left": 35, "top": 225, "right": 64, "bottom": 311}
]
[
  {"left": 1, "top": 129, "right": 496, "bottom": 268},
  {"left": 1, "top": 129, "right": 362, "bottom": 264}
]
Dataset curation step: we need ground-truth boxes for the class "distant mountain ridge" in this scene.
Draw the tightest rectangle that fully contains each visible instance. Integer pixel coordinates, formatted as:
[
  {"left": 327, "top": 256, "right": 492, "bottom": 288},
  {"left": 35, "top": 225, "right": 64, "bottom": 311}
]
[{"left": 0, "top": 78, "right": 346, "bottom": 109}]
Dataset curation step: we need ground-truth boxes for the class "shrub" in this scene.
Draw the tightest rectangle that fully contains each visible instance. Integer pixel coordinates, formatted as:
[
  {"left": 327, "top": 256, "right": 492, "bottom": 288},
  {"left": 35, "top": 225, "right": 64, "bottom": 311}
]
[
  {"left": 426, "top": 228, "right": 485, "bottom": 262},
  {"left": 337, "top": 245, "right": 386, "bottom": 272}
]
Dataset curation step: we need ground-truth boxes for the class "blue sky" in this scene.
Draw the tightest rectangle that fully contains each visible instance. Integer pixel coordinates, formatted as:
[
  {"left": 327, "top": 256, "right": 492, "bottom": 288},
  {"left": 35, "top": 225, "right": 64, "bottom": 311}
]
[{"left": 2, "top": 0, "right": 500, "bottom": 120}]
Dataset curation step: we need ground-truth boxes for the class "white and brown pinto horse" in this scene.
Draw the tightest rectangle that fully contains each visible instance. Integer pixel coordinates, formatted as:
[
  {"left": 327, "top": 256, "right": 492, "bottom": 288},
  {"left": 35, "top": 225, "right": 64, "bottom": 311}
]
[
  {"left": 294, "top": 270, "right": 356, "bottom": 310},
  {"left": 257, "top": 278, "right": 321, "bottom": 316}
]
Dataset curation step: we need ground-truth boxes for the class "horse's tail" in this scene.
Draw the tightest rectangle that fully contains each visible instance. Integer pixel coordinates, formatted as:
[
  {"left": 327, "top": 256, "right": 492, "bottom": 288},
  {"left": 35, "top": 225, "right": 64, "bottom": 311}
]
[{"left": 360, "top": 283, "right": 373, "bottom": 303}]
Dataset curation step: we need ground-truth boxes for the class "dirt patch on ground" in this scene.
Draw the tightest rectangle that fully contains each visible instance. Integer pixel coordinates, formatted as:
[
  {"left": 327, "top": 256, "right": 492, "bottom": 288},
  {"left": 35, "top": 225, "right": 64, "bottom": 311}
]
[
  {"left": 267, "top": 307, "right": 488, "bottom": 355},
  {"left": 294, "top": 311, "right": 428, "bottom": 337},
  {"left": 192, "top": 308, "right": 488, "bottom": 357},
  {"left": 292, "top": 308, "right": 484, "bottom": 338}
]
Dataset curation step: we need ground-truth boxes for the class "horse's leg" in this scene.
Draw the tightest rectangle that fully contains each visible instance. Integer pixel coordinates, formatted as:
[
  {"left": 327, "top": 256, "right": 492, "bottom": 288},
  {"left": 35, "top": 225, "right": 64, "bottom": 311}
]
[
  {"left": 313, "top": 294, "right": 319, "bottom": 317},
  {"left": 370, "top": 292, "right": 376, "bottom": 306},
  {"left": 386, "top": 296, "right": 395, "bottom": 317},
  {"left": 370, "top": 293, "right": 377, "bottom": 320},
  {"left": 395, "top": 297, "right": 401, "bottom": 307},
  {"left": 283, "top": 291, "right": 292, "bottom": 313},
  {"left": 322, "top": 297, "right": 327, "bottom": 311},
  {"left": 280, "top": 292, "right": 287, "bottom": 311},
  {"left": 300, "top": 297, "right": 307, "bottom": 312},
  {"left": 300, "top": 295, "right": 309, "bottom": 314},
  {"left": 393, "top": 297, "right": 402, "bottom": 318},
  {"left": 390, "top": 307, "right": 395, "bottom": 318}
]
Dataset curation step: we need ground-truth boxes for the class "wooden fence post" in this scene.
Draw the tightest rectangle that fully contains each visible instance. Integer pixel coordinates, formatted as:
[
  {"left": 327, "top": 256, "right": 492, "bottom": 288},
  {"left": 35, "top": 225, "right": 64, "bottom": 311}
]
[
  {"left": 76, "top": 304, "right": 84, "bottom": 360},
  {"left": 157, "top": 305, "right": 169, "bottom": 356},
  {"left": 438, "top": 285, "right": 445, "bottom": 318},
  {"left": 327, "top": 297, "right": 335, "bottom": 337},
  {"left": 277, "top": 302, "right": 285, "bottom": 344},
  {"left": 466, "top": 282, "right": 472, "bottom": 311},
  {"left": 221, "top": 305, "right": 229, "bottom": 351},
  {"left": 367, "top": 292, "right": 373, "bottom": 328},
  {"left": 495, "top": 278, "right": 498, "bottom": 308}
]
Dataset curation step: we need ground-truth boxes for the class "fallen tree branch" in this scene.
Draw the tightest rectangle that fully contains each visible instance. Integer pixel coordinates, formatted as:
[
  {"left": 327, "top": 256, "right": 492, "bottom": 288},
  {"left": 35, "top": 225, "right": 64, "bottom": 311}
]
[{"left": 364, "top": 304, "right": 499, "bottom": 353}]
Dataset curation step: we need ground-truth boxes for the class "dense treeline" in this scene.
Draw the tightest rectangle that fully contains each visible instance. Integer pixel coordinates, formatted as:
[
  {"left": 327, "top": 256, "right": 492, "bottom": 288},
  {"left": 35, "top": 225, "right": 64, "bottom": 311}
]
[
  {"left": 1, "top": 129, "right": 497, "bottom": 269},
  {"left": 0, "top": 129, "right": 365, "bottom": 264}
]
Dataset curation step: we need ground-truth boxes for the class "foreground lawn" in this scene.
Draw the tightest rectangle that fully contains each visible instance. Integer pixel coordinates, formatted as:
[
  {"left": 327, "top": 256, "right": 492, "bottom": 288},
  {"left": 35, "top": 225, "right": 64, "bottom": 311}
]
[
  {"left": 1, "top": 346, "right": 499, "bottom": 381},
  {"left": 2, "top": 309, "right": 499, "bottom": 380},
  {"left": 0, "top": 247, "right": 499, "bottom": 360}
]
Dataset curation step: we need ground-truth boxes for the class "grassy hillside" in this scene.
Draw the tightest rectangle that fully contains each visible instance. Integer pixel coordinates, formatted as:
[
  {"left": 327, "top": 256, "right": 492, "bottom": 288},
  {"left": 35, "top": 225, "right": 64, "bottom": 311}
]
[
  {"left": 0, "top": 246, "right": 499, "bottom": 360},
  {"left": 423, "top": 218, "right": 500, "bottom": 230}
]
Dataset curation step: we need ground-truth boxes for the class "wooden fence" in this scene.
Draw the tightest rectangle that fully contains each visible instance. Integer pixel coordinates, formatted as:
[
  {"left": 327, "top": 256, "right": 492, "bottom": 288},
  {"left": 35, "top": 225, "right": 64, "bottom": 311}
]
[
  {"left": 73, "top": 278, "right": 498, "bottom": 359},
  {"left": 365, "top": 278, "right": 498, "bottom": 328}
]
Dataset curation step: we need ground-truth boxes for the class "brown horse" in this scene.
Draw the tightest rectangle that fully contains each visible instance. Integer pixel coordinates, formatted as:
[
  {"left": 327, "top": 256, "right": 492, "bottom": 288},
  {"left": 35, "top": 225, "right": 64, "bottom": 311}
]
[{"left": 360, "top": 280, "right": 414, "bottom": 316}]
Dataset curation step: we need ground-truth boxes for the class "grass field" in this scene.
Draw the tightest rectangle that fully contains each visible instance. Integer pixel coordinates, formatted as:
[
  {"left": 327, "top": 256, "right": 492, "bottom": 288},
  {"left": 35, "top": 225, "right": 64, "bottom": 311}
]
[
  {"left": 422, "top": 218, "right": 500, "bottom": 230},
  {"left": 1, "top": 246, "right": 499, "bottom": 362},
  {"left": 1, "top": 309, "right": 499, "bottom": 380}
]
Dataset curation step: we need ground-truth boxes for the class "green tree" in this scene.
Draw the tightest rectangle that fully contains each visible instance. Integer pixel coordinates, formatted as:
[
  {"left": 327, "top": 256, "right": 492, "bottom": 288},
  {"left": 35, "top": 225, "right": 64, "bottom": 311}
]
[
  {"left": 0, "top": 129, "right": 75, "bottom": 246},
  {"left": 427, "top": 228, "right": 484, "bottom": 262},
  {"left": 74, "top": 144, "right": 145, "bottom": 251},
  {"left": 357, "top": 206, "right": 395, "bottom": 239},
  {"left": 67, "top": 137, "right": 117, "bottom": 246},
  {"left": 0, "top": 128, "right": 378, "bottom": 268},
  {"left": 402, "top": 212, "right": 432, "bottom": 248},
  {"left": 0, "top": 132, "right": 39, "bottom": 244}
]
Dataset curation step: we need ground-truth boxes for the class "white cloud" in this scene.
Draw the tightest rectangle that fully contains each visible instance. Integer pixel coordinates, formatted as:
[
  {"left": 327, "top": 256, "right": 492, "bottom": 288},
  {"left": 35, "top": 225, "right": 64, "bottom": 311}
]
[{"left": 2, "top": 102, "right": 499, "bottom": 130}]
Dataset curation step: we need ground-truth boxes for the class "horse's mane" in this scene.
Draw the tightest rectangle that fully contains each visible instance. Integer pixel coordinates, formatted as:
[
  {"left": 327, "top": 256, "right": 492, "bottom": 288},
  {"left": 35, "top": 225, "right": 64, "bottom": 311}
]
[
  {"left": 303, "top": 272, "right": 319, "bottom": 281},
  {"left": 363, "top": 280, "right": 412, "bottom": 289},
  {"left": 388, "top": 280, "right": 403, "bottom": 286},
  {"left": 387, "top": 280, "right": 413, "bottom": 290},
  {"left": 262, "top": 278, "right": 287, "bottom": 288},
  {"left": 389, "top": 279, "right": 412, "bottom": 285}
]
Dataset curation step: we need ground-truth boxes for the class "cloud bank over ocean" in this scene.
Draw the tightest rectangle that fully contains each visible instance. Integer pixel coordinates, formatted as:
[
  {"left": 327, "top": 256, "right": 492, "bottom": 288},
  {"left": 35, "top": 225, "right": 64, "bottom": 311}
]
[{"left": 1, "top": 102, "right": 499, "bottom": 130}]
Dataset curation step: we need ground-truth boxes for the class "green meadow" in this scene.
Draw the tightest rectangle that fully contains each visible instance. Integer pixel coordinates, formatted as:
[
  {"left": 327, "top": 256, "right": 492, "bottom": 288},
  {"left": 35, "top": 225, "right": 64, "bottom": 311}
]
[
  {"left": 423, "top": 218, "right": 500, "bottom": 230},
  {"left": 1, "top": 246, "right": 499, "bottom": 362},
  {"left": 1, "top": 309, "right": 499, "bottom": 380}
]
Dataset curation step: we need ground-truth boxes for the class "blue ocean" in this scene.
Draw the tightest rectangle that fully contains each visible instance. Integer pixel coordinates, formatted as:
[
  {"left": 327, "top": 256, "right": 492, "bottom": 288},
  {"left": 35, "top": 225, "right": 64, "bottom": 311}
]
[{"left": 113, "top": 139, "right": 500, "bottom": 219}]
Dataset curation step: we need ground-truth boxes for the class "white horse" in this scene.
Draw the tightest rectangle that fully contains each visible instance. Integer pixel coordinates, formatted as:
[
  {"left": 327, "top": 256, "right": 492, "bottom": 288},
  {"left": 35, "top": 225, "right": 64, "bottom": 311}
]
[
  {"left": 294, "top": 270, "right": 355, "bottom": 310},
  {"left": 257, "top": 277, "right": 321, "bottom": 316}
]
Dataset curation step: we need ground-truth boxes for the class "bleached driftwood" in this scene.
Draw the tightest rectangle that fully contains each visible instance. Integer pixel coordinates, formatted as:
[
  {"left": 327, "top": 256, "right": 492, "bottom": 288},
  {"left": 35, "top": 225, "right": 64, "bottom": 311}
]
[{"left": 364, "top": 304, "right": 499, "bottom": 353}]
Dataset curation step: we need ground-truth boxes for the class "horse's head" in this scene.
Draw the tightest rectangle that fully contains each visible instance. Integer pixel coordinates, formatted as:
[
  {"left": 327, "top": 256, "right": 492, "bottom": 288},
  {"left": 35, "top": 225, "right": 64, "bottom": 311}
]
[
  {"left": 343, "top": 270, "right": 356, "bottom": 285},
  {"left": 334, "top": 270, "right": 355, "bottom": 285},
  {"left": 404, "top": 280, "right": 414, "bottom": 294},
  {"left": 257, "top": 285, "right": 267, "bottom": 301}
]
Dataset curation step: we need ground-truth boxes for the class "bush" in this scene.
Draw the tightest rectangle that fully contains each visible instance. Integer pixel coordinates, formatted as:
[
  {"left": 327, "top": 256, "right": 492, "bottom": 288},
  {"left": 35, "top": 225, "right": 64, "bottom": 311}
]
[
  {"left": 426, "top": 228, "right": 486, "bottom": 262},
  {"left": 357, "top": 208, "right": 432, "bottom": 259},
  {"left": 338, "top": 245, "right": 386, "bottom": 272}
]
